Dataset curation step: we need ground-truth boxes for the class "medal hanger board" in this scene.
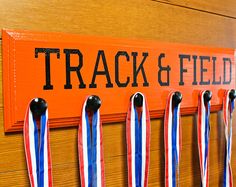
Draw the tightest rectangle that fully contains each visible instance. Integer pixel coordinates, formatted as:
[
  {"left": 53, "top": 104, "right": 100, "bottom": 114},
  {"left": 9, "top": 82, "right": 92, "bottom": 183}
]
[{"left": 2, "top": 29, "right": 235, "bottom": 132}]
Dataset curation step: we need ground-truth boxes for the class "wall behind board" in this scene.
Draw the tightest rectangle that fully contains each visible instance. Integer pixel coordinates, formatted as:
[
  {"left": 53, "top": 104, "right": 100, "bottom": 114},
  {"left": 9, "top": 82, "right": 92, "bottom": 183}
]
[{"left": 0, "top": 0, "right": 236, "bottom": 186}]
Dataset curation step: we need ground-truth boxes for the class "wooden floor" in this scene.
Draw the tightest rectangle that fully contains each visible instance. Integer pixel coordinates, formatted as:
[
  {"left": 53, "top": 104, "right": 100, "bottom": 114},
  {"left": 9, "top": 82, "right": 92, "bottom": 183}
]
[{"left": 0, "top": 0, "right": 236, "bottom": 186}]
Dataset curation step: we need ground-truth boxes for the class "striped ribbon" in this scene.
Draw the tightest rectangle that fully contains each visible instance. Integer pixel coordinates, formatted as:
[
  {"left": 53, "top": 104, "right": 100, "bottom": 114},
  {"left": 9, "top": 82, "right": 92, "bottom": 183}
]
[
  {"left": 126, "top": 92, "right": 151, "bottom": 187},
  {"left": 78, "top": 97, "right": 105, "bottom": 187},
  {"left": 197, "top": 91, "right": 211, "bottom": 187},
  {"left": 164, "top": 92, "right": 181, "bottom": 187},
  {"left": 223, "top": 90, "right": 235, "bottom": 187},
  {"left": 24, "top": 101, "right": 53, "bottom": 187}
]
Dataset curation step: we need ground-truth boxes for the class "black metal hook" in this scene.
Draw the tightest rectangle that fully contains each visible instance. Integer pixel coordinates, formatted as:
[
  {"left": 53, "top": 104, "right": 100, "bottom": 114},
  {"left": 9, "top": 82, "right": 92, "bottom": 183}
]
[
  {"left": 172, "top": 91, "right": 182, "bottom": 107},
  {"left": 30, "top": 98, "right": 47, "bottom": 117},
  {"left": 203, "top": 90, "right": 212, "bottom": 103},
  {"left": 229, "top": 89, "right": 236, "bottom": 101},
  {"left": 86, "top": 95, "right": 101, "bottom": 112},
  {"left": 131, "top": 93, "right": 143, "bottom": 107}
]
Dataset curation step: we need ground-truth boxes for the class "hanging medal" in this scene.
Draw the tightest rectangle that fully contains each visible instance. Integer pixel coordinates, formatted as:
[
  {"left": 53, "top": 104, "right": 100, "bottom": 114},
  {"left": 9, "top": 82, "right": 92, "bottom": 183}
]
[
  {"left": 197, "top": 90, "right": 212, "bottom": 187},
  {"left": 126, "top": 92, "right": 151, "bottom": 187},
  {"left": 78, "top": 95, "right": 105, "bottom": 187},
  {"left": 223, "top": 89, "right": 235, "bottom": 187},
  {"left": 164, "top": 91, "right": 182, "bottom": 187},
  {"left": 24, "top": 98, "right": 53, "bottom": 187}
]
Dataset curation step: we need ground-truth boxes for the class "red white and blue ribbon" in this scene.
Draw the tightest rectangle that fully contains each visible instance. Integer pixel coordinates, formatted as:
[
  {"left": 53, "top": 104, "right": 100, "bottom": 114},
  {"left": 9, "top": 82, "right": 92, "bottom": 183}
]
[
  {"left": 24, "top": 101, "right": 53, "bottom": 187},
  {"left": 197, "top": 91, "right": 211, "bottom": 187},
  {"left": 126, "top": 92, "right": 151, "bottom": 187},
  {"left": 223, "top": 90, "right": 235, "bottom": 187},
  {"left": 78, "top": 97, "right": 105, "bottom": 187},
  {"left": 164, "top": 92, "right": 181, "bottom": 187}
]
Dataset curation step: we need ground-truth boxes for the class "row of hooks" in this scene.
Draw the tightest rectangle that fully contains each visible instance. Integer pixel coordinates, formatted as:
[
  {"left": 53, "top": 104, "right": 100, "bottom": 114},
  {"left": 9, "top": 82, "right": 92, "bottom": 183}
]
[
  {"left": 29, "top": 89, "right": 236, "bottom": 117},
  {"left": 29, "top": 95, "right": 102, "bottom": 118}
]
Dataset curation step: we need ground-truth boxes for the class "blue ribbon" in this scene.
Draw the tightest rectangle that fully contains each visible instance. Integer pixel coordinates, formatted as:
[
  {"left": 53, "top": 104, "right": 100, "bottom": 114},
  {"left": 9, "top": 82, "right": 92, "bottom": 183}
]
[
  {"left": 134, "top": 106, "right": 142, "bottom": 187},
  {"left": 171, "top": 105, "right": 178, "bottom": 187},
  {"left": 204, "top": 102, "right": 210, "bottom": 174},
  {"left": 86, "top": 111, "right": 98, "bottom": 187},
  {"left": 223, "top": 99, "right": 234, "bottom": 187},
  {"left": 33, "top": 113, "right": 47, "bottom": 187}
]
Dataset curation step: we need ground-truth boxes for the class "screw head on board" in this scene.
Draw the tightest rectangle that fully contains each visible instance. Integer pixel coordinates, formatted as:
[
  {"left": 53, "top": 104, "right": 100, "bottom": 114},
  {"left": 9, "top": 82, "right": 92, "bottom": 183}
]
[
  {"left": 30, "top": 98, "right": 47, "bottom": 117},
  {"left": 229, "top": 89, "right": 236, "bottom": 101},
  {"left": 203, "top": 90, "right": 212, "bottom": 103},
  {"left": 86, "top": 95, "right": 101, "bottom": 112},
  {"left": 172, "top": 91, "right": 182, "bottom": 107}
]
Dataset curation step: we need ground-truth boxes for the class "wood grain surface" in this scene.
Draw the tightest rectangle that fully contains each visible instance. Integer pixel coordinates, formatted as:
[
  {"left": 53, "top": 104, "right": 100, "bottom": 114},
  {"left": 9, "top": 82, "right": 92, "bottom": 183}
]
[
  {"left": 155, "top": 0, "right": 236, "bottom": 18},
  {"left": 0, "top": 0, "right": 236, "bottom": 48},
  {"left": 0, "top": 0, "right": 236, "bottom": 186}
]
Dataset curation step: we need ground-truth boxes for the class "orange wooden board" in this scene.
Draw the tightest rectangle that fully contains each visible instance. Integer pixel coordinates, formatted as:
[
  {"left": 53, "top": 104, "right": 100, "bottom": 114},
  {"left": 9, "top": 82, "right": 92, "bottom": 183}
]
[{"left": 2, "top": 29, "right": 235, "bottom": 132}]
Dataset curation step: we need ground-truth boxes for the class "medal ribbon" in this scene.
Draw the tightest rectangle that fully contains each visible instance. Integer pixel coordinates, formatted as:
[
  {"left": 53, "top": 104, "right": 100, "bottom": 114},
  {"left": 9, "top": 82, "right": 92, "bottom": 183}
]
[
  {"left": 126, "top": 92, "right": 151, "bottom": 187},
  {"left": 164, "top": 92, "right": 181, "bottom": 187},
  {"left": 197, "top": 91, "right": 211, "bottom": 187},
  {"left": 24, "top": 101, "right": 53, "bottom": 187},
  {"left": 78, "top": 97, "right": 105, "bottom": 187},
  {"left": 223, "top": 90, "right": 235, "bottom": 187}
]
